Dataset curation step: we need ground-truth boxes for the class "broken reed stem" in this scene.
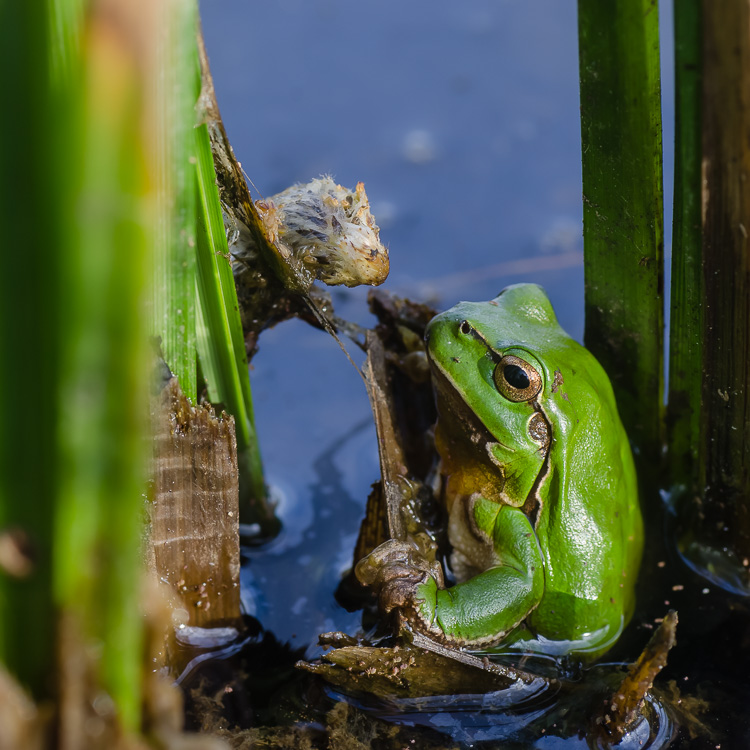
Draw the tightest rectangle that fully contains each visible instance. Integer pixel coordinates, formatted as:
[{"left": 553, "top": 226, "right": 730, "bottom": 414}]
[
  {"left": 666, "top": 0, "right": 750, "bottom": 590},
  {"left": 149, "top": 378, "right": 241, "bottom": 635}
]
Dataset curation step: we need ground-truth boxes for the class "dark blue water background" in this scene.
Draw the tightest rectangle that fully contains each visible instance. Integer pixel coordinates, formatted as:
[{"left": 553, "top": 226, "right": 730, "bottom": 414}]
[{"left": 201, "top": 1, "right": 674, "bottom": 659}]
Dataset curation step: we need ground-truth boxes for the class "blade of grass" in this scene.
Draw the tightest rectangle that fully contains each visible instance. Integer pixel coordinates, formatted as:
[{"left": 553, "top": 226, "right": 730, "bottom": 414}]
[
  {"left": 153, "top": 0, "right": 198, "bottom": 401},
  {"left": 53, "top": 0, "right": 154, "bottom": 730},
  {"left": 194, "top": 95, "right": 272, "bottom": 530},
  {"left": 577, "top": 0, "right": 665, "bottom": 472},
  {"left": 47, "top": 0, "right": 84, "bottom": 87},
  {"left": 0, "top": 0, "right": 59, "bottom": 696}
]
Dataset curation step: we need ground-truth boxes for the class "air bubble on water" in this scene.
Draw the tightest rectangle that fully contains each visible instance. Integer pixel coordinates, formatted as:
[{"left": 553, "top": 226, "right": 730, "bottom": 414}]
[{"left": 402, "top": 129, "right": 438, "bottom": 164}]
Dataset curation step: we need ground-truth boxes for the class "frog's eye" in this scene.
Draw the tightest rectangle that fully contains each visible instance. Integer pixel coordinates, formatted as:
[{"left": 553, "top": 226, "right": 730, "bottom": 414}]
[{"left": 493, "top": 355, "right": 542, "bottom": 402}]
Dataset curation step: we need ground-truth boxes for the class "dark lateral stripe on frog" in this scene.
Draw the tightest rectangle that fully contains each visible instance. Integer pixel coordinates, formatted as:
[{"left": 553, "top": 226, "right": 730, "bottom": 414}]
[{"left": 455, "top": 320, "right": 504, "bottom": 362}]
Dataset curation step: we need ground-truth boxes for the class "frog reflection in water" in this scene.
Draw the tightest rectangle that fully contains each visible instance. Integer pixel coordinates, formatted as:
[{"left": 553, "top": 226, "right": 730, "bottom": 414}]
[{"left": 357, "top": 284, "right": 643, "bottom": 658}]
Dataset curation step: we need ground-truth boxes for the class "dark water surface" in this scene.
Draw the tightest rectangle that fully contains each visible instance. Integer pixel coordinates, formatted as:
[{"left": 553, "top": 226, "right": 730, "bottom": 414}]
[{"left": 193, "top": 4, "right": 750, "bottom": 748}]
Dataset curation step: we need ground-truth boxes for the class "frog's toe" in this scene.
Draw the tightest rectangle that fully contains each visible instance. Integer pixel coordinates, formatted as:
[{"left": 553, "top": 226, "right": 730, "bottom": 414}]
[
  {"left": 379, "top": 569, "right": 427, "bottom": 613},
  {"left": 376, "top": 562, "right": 423, "bottom": 586},
  {"left": 354, "top": 539, "right": 420, "bottom": 585},
  {"left": 370, "top": 539, "right": 416, "bottom": 565}
]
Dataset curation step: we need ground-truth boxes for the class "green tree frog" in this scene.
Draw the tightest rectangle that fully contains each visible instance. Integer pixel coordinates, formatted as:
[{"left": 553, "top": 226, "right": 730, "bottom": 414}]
[{"left": 357, "top": 284, "right": 643, "bottom": 658}]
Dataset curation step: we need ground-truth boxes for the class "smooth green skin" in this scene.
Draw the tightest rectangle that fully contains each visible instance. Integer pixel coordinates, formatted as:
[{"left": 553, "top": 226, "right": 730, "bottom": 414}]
[{"left": 415, "top": 283, "right": 643, "bottom": 657}]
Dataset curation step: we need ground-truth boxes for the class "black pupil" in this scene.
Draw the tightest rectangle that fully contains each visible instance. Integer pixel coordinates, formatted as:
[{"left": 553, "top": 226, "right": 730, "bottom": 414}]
[{"left": 504, "top": 364, "right": 530, "bottom": 390}]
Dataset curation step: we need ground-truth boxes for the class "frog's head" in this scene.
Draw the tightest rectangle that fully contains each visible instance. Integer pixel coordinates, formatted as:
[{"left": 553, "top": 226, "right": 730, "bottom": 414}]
[{"left": 425, "top": 283, "right": 621, "bottom": 510}]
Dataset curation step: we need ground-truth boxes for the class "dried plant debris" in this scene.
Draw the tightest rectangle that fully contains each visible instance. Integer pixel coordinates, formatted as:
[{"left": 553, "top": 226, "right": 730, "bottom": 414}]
[
  {"left": 368, "top": 290, "right": 439, "bottom": 473},
  {"left": 297, "top": 634, "right": 539, "bottom": 700},
  {"left": 236, "top": 177, "right": 388, "bottom": 355},
  {"left": 0, "top": 528, "right": 34, "bottom": 578},
  {"left": 363, "top": 331, "right": 410, "bottom": 541},
  {"left": 197, "top": 34, "right": 388, "bottom": 357},
  {"left": 0, "top": 666, "right": 46, "bottom": 750},
  {"left": 364, "top": 293, "right": 441, "bottom": 497},
  {"left": 592, "top": 610, "right": 678, "bottom": 744},
  {"left": 368, "top": 289, "right": 437, "bottom": 348},
  {"left": 196, "top": 699, "right": 454, "bottom": 750},
  {"left": 261, "top": 177, "right": 388, "bottom": 288},
  {"left": 341, "top": 293, "right": 443, "bottom": 585},
  {"left": 351, "top": 482, "right": 390, "bottom": 567}
]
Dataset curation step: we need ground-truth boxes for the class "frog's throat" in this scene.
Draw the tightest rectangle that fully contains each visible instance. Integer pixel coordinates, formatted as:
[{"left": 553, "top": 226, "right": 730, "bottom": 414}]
[
  {"left": 429, "top": 359, "right": 551, "bottom": 515},
  {"left": 481, "top": 441, "right": 549, "bottom": 526},
  {"left": 436, "top": 412, "right": 551, "bottom": 518}
]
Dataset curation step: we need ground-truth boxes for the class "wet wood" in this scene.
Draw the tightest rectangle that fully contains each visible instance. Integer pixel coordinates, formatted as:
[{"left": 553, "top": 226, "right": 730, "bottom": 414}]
[
  {"left": 363, "top": 332, "right": 409, "bottom": 541},
  {"left": 148, "top": 378, "right": 241, "bottom": 629},
  {"left": 298, "top": 635, "right": 545, "bottom": 699},
  {"left": 696, "top": 0, "right": 750, "bottom": 569},
  {"left": 592, "top": 611, "right": 678, "bottom": 743}
]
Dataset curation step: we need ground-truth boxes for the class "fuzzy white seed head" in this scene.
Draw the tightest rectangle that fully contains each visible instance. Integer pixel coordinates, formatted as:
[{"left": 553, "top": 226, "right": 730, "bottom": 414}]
[{"left": 260, "top": 177, "right": 389, "bottom": 287}]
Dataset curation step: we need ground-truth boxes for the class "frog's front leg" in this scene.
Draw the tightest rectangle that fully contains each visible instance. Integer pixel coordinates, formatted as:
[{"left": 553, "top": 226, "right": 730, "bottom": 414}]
[
  {"left": 356, "top": 503, "right": 545, "bottom": 648},
  {"left": 355, "top": 538, "right": 445, "bottom": 613}
]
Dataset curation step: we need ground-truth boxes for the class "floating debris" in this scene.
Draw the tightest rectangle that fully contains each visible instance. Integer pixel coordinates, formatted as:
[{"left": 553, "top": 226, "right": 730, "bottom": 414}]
[
  {"left": 592, "top": 610, "right": 678, "bottom": 744},
  {"left": 298, "top": 632, "right": 545, "bottom": 699}
]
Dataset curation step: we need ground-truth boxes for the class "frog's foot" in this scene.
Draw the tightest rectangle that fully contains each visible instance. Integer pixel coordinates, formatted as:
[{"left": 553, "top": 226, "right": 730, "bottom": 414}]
[
  {"left": 355, "top": 539, "right": 444, "bottom": 614},
  {"left": 377, "top": 565, "right": 431, "bottom": 613}
]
